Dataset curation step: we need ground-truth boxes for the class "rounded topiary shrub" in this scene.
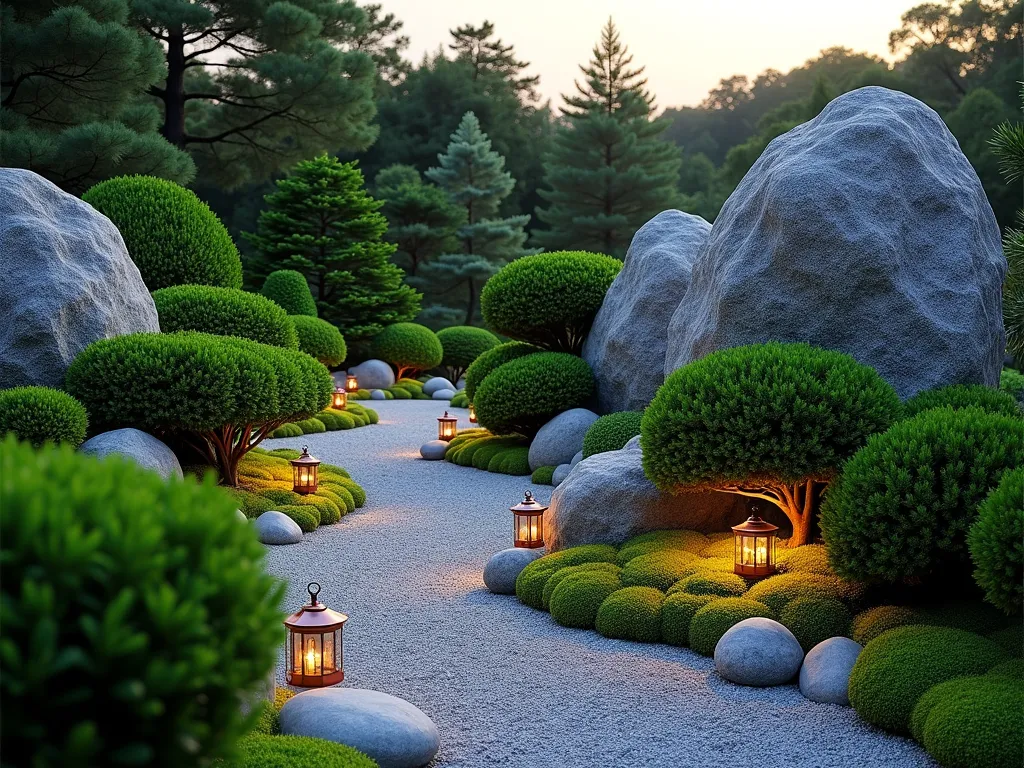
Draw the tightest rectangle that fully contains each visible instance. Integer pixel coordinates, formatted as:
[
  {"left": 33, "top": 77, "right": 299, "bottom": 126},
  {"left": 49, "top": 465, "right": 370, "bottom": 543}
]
[
  {"left": 436, "top": 326, "right": 500, "bottom": 382},
  {"left": 260, "top": 269, "right": 317, "bottom": 317},
  {"left": 474, "top": 352, "right": 595, "bottom": 438},
  {"left": 480, "top": 251, "right": 622, "bottom": 353},
  {"left": 903, "top": 384, "right": 1022, "bottom": 419},
  {"left": 226, "top": 735, "right": 378, "bottom": 768},
  {"left": 847, "top": 625, "right": 1007, "bottom": 734},
  {"left": 371, "top": 322, "right": 443, "bottom": 379},
  {"left": 582, "top": 411, "right": 643, "bottom": 458},
  {"left": 820, "top": 408, "right": 1024, "bottom": 584},
  {"left": 548, "top": 570, "right": 623, "bottom": 629},
  {"left": 153, "top": 285, "right": 298, "bottom": 349},
  {"left": 675, "top": 571, "right": 748, "bottom": 598},
  {"left": 779, "top": 597, "right": 852, "bottom": 651},
  {"left": 618, "top": 549, "right": 703, "bottom": 590},
  {"left": 0, "top": 437, "right": 283, "bottom": 765},
  {"left": 291, "top": 316, "right": 347, "bottom": 367},
  {"left": 689, "top": 597, "right": 774, "bottom": 656},
  {"left": 661, "top": 593, "right": 719, "bottom": 647},
  {"left": 969, "top": 467, "right": 1023, "bottom": 614},
  {"left": 595, "top": 586, "right": 665, "bottom": 642},
  {"left": 464, "top": 341, "right": 540, "bottom": 400},
  {"left": 82, "top": 175, "right": 242, "bottom": 290},
  {"left": 0, "top": 386, "right": 87, "bottom": 447},
  {"left": 917, "top": 677, "right": 1023, "bottom": 768},
  {"left": 531, "top": 465, "right": 556, "bottom": 484}
]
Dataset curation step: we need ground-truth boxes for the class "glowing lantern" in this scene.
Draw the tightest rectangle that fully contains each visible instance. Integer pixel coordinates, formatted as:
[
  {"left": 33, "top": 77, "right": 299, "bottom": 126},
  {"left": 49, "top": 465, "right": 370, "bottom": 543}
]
[
  {"left": 732, "top": 508, "right": 778, "bottom": 578},
  {"left": 468, "top": 402, "right": 477, "bottom": 423},
  {"left": 511, "top": 490, "right": 547, "bottom": 548},
  {"left": 284, "top": 582, "right": 347, "bottom": 687},
  {"left": 290, "top": 446, "right": 320, "bottom": 495},
  {"left": 331, "top": 386, "right": 347, "bottom": 409},
  {"left": 437, "top": 411, "right": 458, "bottom": 441},
  {"left": 345, "top": 373, "right": 358, "bottom": 392}
]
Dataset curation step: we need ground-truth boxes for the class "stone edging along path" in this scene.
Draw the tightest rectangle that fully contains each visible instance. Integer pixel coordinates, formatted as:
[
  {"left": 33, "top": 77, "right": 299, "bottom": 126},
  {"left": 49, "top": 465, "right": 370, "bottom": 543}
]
[{"left": 263, "top": 400, "right": 934, "bottom": 768}]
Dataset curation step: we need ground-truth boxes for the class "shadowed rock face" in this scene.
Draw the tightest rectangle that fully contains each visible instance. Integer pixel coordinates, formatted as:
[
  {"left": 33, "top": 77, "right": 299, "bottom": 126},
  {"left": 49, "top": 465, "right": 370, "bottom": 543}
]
[
  {"left": 584, "top": 210, "right": 711, "bottom": 413},
  {"left": 665, "top": 86, "right": 1005, "bottom": 399},
  {"left": 0, "top": 169, "right": 159, "bottom": 388}
]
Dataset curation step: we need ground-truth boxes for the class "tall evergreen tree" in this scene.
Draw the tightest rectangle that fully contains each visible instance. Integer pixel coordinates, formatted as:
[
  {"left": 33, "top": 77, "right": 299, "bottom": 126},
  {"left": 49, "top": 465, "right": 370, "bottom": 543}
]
[
  {"left": 423, "top": 112, "right": 534, "bottom": 326},
  {"left": 991, "top": 87, "right": 1024, "bottom": 361},
  {"left": 244, "top": 154, "right": 420, "bottom": 346},
  {"left": 533, "top": 19, "right": 683, "bottom": 257},
  {"left": 1, "top": 0, "right": 194, "bottom": 193},
  {"left": 449, "top": 21, "right": 540, "bottom": 100}
]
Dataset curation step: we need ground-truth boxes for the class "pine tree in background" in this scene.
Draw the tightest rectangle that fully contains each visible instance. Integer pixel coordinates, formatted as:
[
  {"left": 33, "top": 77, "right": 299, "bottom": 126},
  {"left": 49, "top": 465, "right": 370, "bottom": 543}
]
[
  {"left": 244, "top": 154, "right": 421, "bottom": 348},
  {"left": 534, "top": 18, "right": 682, "bottom": 257},
  {"left": 423, "top": 112, "right": 535, "bottom": 327},
  {"left": 991, "top": 87, "right": 1024, "bottom": 361},
  {"left": 449, "top": 21, "right": 540, "bottom": 101}
]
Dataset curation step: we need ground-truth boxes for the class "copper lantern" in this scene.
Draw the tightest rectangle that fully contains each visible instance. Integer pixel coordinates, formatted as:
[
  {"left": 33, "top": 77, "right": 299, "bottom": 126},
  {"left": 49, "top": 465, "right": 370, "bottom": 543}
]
[
  {"left": 468, "top": 402, "right": 477, "bottom": 423},
  {"left": 732, "top": 507, "right": 779, "bottom": 578},
  {"left": 331, "top": 386, "right": 347, "bottom": 409},
  {"left": 290, "top": 446, "right": 320, "bottom": 495},
  {"left": 437, "top": 411, "right": 458, "bottom": 441},
  {"left": 345, "top": 373, "right": 359, "bottom": 392},
  {"left": 511, "top": 490, "right": 547, "bottom": 548},
  {"left": 284, "top": 582, "right": 347, "bottom": 687}
]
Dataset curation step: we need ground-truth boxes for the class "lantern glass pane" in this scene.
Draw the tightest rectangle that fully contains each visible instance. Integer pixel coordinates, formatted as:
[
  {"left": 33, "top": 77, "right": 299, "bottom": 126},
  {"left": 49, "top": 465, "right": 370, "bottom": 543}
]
[{"left": 738, "top": 534, "right": 769, "bottom": 567}]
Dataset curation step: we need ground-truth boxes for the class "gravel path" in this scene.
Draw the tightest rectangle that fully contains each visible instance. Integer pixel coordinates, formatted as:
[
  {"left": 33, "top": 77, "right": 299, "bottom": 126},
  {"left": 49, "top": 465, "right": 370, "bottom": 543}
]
[{"left": 264, "top": 400, "right": 933, "bottom": 768}]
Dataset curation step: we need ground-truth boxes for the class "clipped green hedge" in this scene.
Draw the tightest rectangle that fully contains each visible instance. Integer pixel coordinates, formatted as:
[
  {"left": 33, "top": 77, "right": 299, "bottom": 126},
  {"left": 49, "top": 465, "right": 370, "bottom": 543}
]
[
  {"left": 436, "top": 326, "right": 500, "bottom": 381},
  {"left": 450, "top": 391, "right": 469, "bottom": 408},
  {"left": 480, "top": 251, "right": 622, "bottom": 353},
  {"left": 261, "top": 269, "right": 317, "bottom": 317},
  {"left": 463, "top": 341, "right": 540, "bottom": 400},
  {"left": 582, "top": 411, "right": 643, "bottom": 458},
  {"left": 903, "top": 384, "right": 1022, "bottom": 419},
  {"left": 821, "top": 408, "right": 1024, "bottom": 584},
  {"left": 969, "top": 467, "right": 1023, "bottom": 614},
  {"left": 779, "top": 597, "right": 851, "bottom": 651},
  {"left": 153, "top": 285, "right": 298, "bottom": 349},
  {"left": 226, "top": 736, "right": 378, "bottom": 768},
  {"left": 0, "top": 386, "right": 87, "bottom": 447},
  {"left": 661, "top": 593, "right": 719, "bottom": 647},
  {"left": 371, "top": 323, "right": 442, "bottom": 378},
  {"left": 83, "top": 175, "right": 242, "bottom": 290},
  {"left": 619, "top": 549, "right": 704, "bottom": 591},
  {"left": 291, "top": 316, "right": 347, "bottom": 367},
  {"left": 689, "top": 597, "right": 774, "bottom": 656},
  {"left": 474, "top": 352, "right": 594, "bottom": 438},
  {"left": 0, "top": 437, "right": 283, "bottom": 765},
  {"left": 595, "top": 586, "right": 665, "bottom": 643},
  {"left": 444, "top": 432, "right": 531, "bottom": 476},
  {"left": 541, "top": 562, "right": 621, "bottom": 611}
]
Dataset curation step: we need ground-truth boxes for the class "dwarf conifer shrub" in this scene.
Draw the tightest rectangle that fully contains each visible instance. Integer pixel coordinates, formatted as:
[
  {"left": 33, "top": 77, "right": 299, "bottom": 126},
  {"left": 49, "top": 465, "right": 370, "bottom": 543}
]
[
  {"left": 83, "top": 175, "right": 242, "bottom": 290},
  {"left": 903, "top": 384, "right": 1021, "bottom": 419},
  {"left": 436, "top": 326, "right": 500, "bottom": 382},
  {"left": 0, "top": 386, "right": 87, "bottom": 447},
  {"left": 371, "top": 323, "right": 442, "bottom": 378},
  {"left": 291, "top": 316, "right": 347, "bottom": 367},
  {"left": 582, "top": 411, "right": 643, "bottom": 457},
  {"left": 463, "top": 341, "right": 540, "bottom": 400},
  {"left": 153, "top": 285, "right": 298, "bottom": 349},
  {"left": 261, "top": 270, "right": 318, "bottom": 316},
  {"left": 969, "top": 467, "right": 1023, "bottom": 614}
]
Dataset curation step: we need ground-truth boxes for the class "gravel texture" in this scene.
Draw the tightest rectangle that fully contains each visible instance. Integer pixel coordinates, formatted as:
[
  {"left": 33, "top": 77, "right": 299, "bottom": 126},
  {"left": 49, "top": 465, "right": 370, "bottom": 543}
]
[{"left": 264, "top": 400, "right": 932, "bottom": 768}]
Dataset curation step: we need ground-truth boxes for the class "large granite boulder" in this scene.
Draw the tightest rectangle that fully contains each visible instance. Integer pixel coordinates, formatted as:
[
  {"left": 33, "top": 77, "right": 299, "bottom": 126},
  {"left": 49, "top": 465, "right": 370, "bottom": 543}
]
[
  {"left": 0, "top": 169, "right": 159, "bottom": 388},
  {"left": 280, "top": 687, "right": 440, "bottom": 768},
  {"left": 715, "top": 617, "right": 805, "bottom": 687},
  {"left": 799, "top": 636, "right": 862, "bottom": 705},
  {"left": 528, "top": 408, "right": 599, "bottom": 471},
  {"left": 665, "top": 87, "right": 1005, "bottom": 399},
  {"left": 584, "top": 210, "right": 711, "bottom": 412},
  {"left": 346, "top": 359, "right": 396, "bottom": 390},
  {"left": 79, "top": 428, "right": 183, "bottom": 480}
]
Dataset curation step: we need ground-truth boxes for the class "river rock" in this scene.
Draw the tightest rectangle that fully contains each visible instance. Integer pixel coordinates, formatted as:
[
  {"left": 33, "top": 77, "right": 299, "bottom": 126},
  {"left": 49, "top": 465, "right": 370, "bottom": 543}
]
[
  {"left": 584, "top": 210, "right": 711, "bottom": 413},
  {"left": 254, "top": 511, "right": 303, "bottom": 545},
  {"left": 528, "top": 408, "right": 599, "bottom": 471},
  {"left": 431, "top": 388, "right": 455, "bottom": 400},
  {"left": 483, "top": 547, "right": 545, "bottom": 594},
  {"left": 551, "top": 463, "right": 573, "bottom": 486},
  {"left": 280, "top": 687, "right": 440, "bottom": 768},
  {"left": 0, "top": 169, "right": 160, "bottom": 388},
  {"left": 419, "top": 440, "right": 449, "bottom": 461},
  {"left": 799, "top": 636, "right": 862, "bottom": 705},
  {"left": 347, "top": 359, "right": 396, "bottom": 390},
  {"left": 570, "top": 450, "right": 584, "bottom": 467},
  {"left": 665, "top": 87, "right": 1004, "bottom": 398},
  {"left": 422, "top": 377, "right": 455, "bottom": 396},
  {"left": 715, "top": 617, "right": 804, "bottom": 687},
  {"left": 79, "top": 428, "right": 183, "bottom": 479}
]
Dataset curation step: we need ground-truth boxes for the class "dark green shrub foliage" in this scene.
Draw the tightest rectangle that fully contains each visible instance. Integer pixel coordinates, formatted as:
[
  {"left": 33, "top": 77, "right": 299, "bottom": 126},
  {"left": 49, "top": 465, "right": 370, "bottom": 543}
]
[
  {"left": 83, "top": 175, "right": 242, "bottom": 290},
  {"left": 0, "top": 437, "right": 283, "bottom": 765},
  {"left": 227, "top": 735, "right": 378, "bottom": 768},
  {"left": 848, "top": 626, "right": 1007, "bottom": 734},
  {"left": 474, "top": 352, "right": 595, "bottom": 438},
  {"left": 987, "top": 658, "right": 1024, "bottom": 679},
  {"left": 153, "top": 285, "right": 298, "bottom": 349},
  {"left": 463, "top": 341, "right": 540, "bottom": 400},
  {"left": 821, "top": 408, "right": 1024, "bottom": 584},
  {"left": 989, "top": 625, "right": 1023, "bottom": 657},
  {"left": 689, "top": 598, "right": 774, "bottom": 656},
  {"left": 371, "top": 322, "right": 442, "bottom": 378},
  {"left": 595, "top": 586, "right": 664, "bottom": 642},
  {"left": 662, "top": 593, "right": 719, "bottom": 646},
  {"left": 969, "top": 467, "right": 1023, "bottom": 614},
  {"left": 291, "top": 316, "right": 347, "bottom": 367},
  {"left": 515, "top": 545, "right": 618, "bottom": 609},
  {"left": 548, "top": 570, "right": 623, "bottom": 629},
  {"left": 851, "top": 606, "right": 922, "bottom": 645},
  {"left": 1000, "top": 368, "right": 1024, "bottom": 398},
  {"left": 480, "top": 251, "right": 622, "bottom": 353},
  {"left": 779, "top": 597, "right": 852, "bottom": 651},
  {"left": 582, "top": 411, "right": 643, "bottom": 458},
  {"left": 436, "top": 326, "right": 500, "bottom": 381},
  {"left": 261, "top": 269, "right": 318, "bottom": 317},
  {"left": 903, "top": 384, "right": 1021, "bottom": 419},
  {"left": 531, "top": 465, "right": 556, "bottom": 484},
  {"left": 0, "top": 386, "right": 87, "bottom": 447},
  {"left": 917, "top": 678, "right": 1023, "bottom": 768}
]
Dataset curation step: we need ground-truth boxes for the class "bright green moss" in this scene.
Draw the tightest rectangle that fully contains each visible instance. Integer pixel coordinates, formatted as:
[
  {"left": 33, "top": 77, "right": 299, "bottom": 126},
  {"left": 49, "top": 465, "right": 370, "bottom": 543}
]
[
  {"left": 226, "top": 735, "right": 378, "bottom": 768},
  {"left": 689, "top": 598, "right": 774, "bottom": 656},
  {"left": 745, "top": 572, "right": 864, "bottom": 614},
  {"left": 541, "top": 562, "right": 622, "bottom": 611},
  {"left": 851, "top": 606, "right": 922, "bottom": 645},
  {"left": 674, "top": 571, "right": 747, "bottom": 598},
  {"left": 619, "top": 550, "right": 703, "bottom": 591},
  {"left": 515, "top": 545, "right": 618, "bottom": 609},
  {"left": 919, "top": 678, "right": 1023, "bottom": 768},
  {"left": 661, "top": 593, "right": 719, "bottom": 647},
  {"left": 776, "top": 544, "right": 834, "bottom": 575},
  {"left": 616, "top": 529, "right": 711, "bottom": 564},
  {"left": 277, "top": 505, "right": 318, "bottom": 532},
  {"left": 595, "top": 586, "right": 665, "bottom": 643},
  {"left": 549, "top": 571, "right": 623, "bottom": 629},
  {"left": 582, "top": 411, "right": 643, "bottom": 457},
  {"left": 779, "top": 597, "right": 852, "bottom": 651},
  {"left": 0, "top": 386, "right": 87, "bottom": 447}
]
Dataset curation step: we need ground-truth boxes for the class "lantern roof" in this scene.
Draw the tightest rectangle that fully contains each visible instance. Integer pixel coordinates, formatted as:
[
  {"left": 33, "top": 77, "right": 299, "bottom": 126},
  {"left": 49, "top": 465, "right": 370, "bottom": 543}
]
[
  {"left": 511, "top": 490, "right": 548, "bottom": 514},
  {"left": 290, "top": 446, "right": 320, "bottom": 467},
  {"left": 284, "top": 583, "right": 348, "bottom": 630},
  {"left": 437, "top": 411, "right": 457, "bottom": 422},
  {"left": 732, "top": 515, "right": 779, "bottom": 534}
]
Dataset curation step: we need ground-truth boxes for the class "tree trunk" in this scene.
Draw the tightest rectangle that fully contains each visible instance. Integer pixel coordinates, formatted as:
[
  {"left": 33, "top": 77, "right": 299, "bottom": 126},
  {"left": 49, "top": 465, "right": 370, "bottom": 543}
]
[
  {"left": 465, "top": 279, "right": 476, "bottom": 325},
  {"left": 161, "top": 27, "right": 187, "bottom": 148},
  {"left": 720, "top": 479, "right": 820, "bottom": 547}
]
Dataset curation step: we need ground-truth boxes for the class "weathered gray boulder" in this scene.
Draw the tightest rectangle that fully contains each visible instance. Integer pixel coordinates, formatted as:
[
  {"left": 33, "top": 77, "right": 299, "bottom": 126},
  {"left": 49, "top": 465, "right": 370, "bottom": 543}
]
[
  {"left": 430, "top": 388, "right": 455, "bottom": 400},
  {"left": 584, "top": 210, "right": 711, "bottom": 413},
  {"left": 280, "top": 687, "right": 440, "bottom": 768},
  {"left": 370, "top": 389, "right": 387, "bottom": 400},
  {"left": 546, "top": 442, "right": 751, "bottom": 551},
  {"left": 483, "top": 547, "right": 545, "bottom": 594},
  {"left": 0, "top": 169, "right": 160, "bottom": 388},
  {"left": 79, "top": 428, "right": 183, "bottom": 479},
  {"left": 346, "top": 359, "right": 395, "bottom": 390},
  {"left": 254, "top": 511, "right": 303, "bottom": 545},
  {"left": 799, "top": 636, "right": 862, "bottom": 705},
  {"left": 551, "top": 463, "right": 572, "bottom": 486},
  {"left": 422, "top": 376, "right": 455, "bottom": 396},
  {"left": 528, "top": 408, "right": 599, "bottom": 471},
  {"left": 715, "top": 617, "right": 804, "bottom": 687},
  {"left": 419, "top": 440, "right": 449, "bottom": 461},
  {"left": 665, "top": 87, "right": 1004, "bottom": 398},
  {"left": 570, "top": 450, "right": 584, "bottom": 467}
]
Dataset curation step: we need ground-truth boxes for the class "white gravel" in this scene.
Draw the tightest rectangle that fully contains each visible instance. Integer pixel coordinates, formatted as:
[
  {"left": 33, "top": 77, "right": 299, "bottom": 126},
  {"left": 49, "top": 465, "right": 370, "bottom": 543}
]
[{"left": 264, "top": 400, "right": 934, "bottom": 768}]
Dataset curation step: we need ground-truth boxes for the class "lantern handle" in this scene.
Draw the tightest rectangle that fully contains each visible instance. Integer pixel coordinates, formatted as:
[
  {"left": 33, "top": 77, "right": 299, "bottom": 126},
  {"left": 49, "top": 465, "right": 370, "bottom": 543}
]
[{"left": 307, "top": 582, "right": 321, "bottom": 605}]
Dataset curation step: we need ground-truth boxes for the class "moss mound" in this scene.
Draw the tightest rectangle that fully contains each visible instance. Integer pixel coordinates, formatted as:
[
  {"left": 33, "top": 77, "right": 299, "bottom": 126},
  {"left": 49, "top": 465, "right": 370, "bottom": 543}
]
[
  {"left": 595, "top": 586, "right": 665, "bottom": 643},
  {"left": 582, "top": 411, "right": 643, "bottom": 457},
  {"left": 619, "top": 550, "right": 703, "bottom": 591},
  {"left": 661, "top": 593, "right": 719, "bottom": 647},
  {"left": 779, "top": 597, "right": 852, "bottom": 651},
  {"left": 674, "top": 571, "right": 748, "bottom": 598},
  {"left": 689, "top": 597, "right": 774, "bottom": 656},
  {"left": 515, "top": 545, "right": 618, "bottom": 609},
  {"left": 549, "top": 570, "right": 623, "bottom": 629},
  {"left": 745, "top": 572, "right": 863, "bottom": 613},
  {"left": 616, "top": 529, "right": 711, "bottom": 564},
  {"left": 227, "top": 735, "right": 378, "bottom": 768}
]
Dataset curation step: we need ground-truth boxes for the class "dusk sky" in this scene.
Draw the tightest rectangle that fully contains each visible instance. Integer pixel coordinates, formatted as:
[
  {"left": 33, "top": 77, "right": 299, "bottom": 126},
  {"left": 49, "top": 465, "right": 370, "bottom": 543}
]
[{"left": 378, "top": 0, "right": 914, "bottom": 110}]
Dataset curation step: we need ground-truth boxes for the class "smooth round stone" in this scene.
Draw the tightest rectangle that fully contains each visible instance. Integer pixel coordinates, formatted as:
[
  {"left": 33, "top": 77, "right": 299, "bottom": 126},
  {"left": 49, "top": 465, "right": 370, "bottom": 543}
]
[
  {"left": 254, "top": 510, "right": 303, "bottom": 545},
  {"left": 715, "top": 617, "right": 804, "bottom": 687},
  {"left": 570, "top": 450, "right": 584, "bottom": 467},
  {"left": 236, "top": 509, "right": 248, "bottom": 523},
  {"left": 420, "top": 440, "right": 449, "bottom": 460},
  {"left": 431, "top": 388, "right": 455, "bottom": 400},
  {"left": 370, "top": 389, "right": 387, "bottom": 400},
  {"left": 280, "top": 687, "right": 440, "bottom": 768},
  {"left": 346, "top": 359, "right": 396, "bottom": 390},
  {"left": 527, "top": 408, "right": 599, "bottom": 471},
  {"left": 422, "top": 376, "right": 455, "bottom": 396},
  {"left": 483, "top": 547, "right": 545, "bottom": 594},
  {"left": 551, "top": 463, "right": 572, "bottom": 486},
  {"left": 79, "top": 428, "right": 183, "bottom": 479},
  {"left": 799, "top": 636, "right": 863, "bottom": 705}
]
